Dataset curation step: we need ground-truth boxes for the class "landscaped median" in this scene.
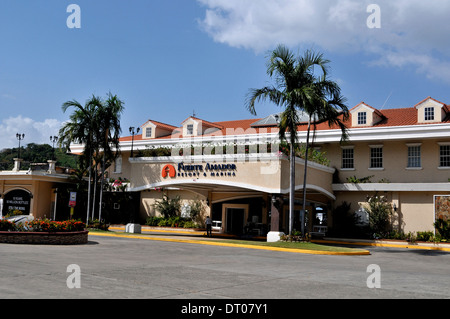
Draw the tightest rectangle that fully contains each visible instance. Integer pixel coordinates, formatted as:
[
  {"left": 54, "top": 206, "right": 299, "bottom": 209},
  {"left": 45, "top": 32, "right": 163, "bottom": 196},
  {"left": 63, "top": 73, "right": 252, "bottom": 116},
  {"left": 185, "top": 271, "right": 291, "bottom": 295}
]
[
  {"left": 88, "top": 230, "right": 371, "bottom": 256},
  {"left": 0, "top": 218, "right": 88, "bottom": 245}
]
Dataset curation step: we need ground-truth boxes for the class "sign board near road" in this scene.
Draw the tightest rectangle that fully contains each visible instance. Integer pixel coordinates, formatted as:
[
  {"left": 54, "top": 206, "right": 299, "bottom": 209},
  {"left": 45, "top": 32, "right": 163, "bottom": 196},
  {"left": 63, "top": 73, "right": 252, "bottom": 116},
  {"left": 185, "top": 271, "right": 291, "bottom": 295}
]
[{"left": 69, "top": 192, "right": 77, "bottom": 208}]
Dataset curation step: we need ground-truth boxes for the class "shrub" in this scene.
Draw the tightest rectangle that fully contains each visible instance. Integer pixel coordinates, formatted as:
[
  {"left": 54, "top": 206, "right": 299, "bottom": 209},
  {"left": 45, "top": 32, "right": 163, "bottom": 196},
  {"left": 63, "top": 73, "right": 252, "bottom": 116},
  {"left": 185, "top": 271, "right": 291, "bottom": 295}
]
[
  {"left": 183, "top": 221, "right": 200, "bottom": 229},
  {"left": 434, "top": 218, "right": 450, "bottom": 240},
  {"left": 26, "top": 219, "right": 86, "bottom": 232},
  {"left": 187, "top": 199, "right": 205, "bottom": 225},
  {"left": 145, "top": 216, "right": 163, "bottom": 226},
  {"left": 0, "top": 219, "right": 86, "bottom": 232},
  {"left": 153, "top": 195, "right": 181, "bottom": 218},
  {"left": 157, "top": 218, "right": 169, "bottom": 227},
  {"left": 4, "top": 209, "right": 24, "bottom": 219},
  {"left": 416, "top": 231, "right": 434, "bottom": 242},
  {"left": 86, "top": 219, "right": 109, "bottom": 231},
  {"left": 0, "top": 219, "right": 15, "bottom": 231},
  {"left": 365, "top": 194, "right": 393, "bottom": 238},
  {"left": 145, "top": 216, "right": 200, "bottom": 229}
]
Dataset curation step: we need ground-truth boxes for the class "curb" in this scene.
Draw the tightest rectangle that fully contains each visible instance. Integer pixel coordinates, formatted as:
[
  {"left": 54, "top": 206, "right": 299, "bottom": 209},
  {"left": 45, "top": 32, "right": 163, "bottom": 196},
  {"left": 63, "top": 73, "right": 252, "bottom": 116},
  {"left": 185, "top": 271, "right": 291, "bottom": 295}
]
[
  {"left": 313, "top": 238, "right": 450, "bottom": 252},
  {"left": 89, "top": 231, "right": 371, "bottom": 256},
  {"left": 107, "top": 226, "right": 450, "bottom": 253}
]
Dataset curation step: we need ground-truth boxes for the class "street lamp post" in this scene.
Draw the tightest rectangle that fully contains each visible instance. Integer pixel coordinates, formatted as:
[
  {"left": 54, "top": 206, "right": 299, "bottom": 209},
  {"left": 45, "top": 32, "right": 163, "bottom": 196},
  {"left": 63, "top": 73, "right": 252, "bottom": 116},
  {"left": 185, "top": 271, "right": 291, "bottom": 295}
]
[
  {"left": 129, "top": 126, "right": 140, "bottom": 158},
  {"left": 50, "top": 136, "right": 58, "bottom": 160},
  {"left": 16, "top": 133, "right": 25, "bottom": 159}
]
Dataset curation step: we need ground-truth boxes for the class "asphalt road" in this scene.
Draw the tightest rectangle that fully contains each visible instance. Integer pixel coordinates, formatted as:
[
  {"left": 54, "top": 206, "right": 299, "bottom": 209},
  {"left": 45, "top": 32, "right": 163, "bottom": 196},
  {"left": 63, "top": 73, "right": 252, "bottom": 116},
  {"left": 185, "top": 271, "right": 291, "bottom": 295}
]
[{"left": 1, "top": 233, "right": 449, "bottom": 302}]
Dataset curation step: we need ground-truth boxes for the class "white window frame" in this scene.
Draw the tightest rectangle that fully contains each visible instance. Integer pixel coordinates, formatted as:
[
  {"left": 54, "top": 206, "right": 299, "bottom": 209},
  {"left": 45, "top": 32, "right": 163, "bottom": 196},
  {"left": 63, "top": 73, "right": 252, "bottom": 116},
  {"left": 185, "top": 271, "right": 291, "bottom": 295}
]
[
  {"left": 424, "top": 107, "right": 435, "bottom": 121},
  {"left": 145, "top": 127, "right": 152, "bottom": 138},
  {"left": 369, "top": 145, "right": 383, "bottom": 170},
  {"left": 357, "top": 112, "right": 367, "bottom": 125},
  {"left": 406, "top": 143, "right": 422, "bottom": 169},
  {"left": 341, "top": 146, "right": 355, "bottom": 170},
  {"left": 186, "top": 124, "right": 194, "bottom": 135},
  {"left": 438, "top": 142, "right": 450, "bottom": 169}
]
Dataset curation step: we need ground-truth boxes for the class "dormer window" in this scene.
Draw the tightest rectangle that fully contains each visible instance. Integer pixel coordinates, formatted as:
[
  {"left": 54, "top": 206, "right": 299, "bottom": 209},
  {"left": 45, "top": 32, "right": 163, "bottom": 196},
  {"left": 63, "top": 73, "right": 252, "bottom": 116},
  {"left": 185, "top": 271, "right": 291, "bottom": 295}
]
[
  {"left": 350, "top": 102, "right": 383, "bottom": 127},
  {"left": 357, "top": 112, "right": 367, "bottom": 125},
  {"left": 414, "top": 97, "right": 447, "bottom": 123},
  {"left": 187, "top": 124, "right": 194, "bottom": 135},
  {"left": 424, "top": 107, "right": 434, "bottom": 121},
  {"left": 141, "top": 120, "right": 177, "bottom": 140},
  {"left": 145, "top": 127, "right": 152, "bottom": 138}
]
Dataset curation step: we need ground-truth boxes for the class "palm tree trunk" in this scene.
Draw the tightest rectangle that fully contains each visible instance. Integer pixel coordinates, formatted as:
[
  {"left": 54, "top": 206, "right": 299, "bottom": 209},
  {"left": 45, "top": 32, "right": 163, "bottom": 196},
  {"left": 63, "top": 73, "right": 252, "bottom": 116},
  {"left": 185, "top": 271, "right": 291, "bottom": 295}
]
[
  {"left": 92, "top": 165, "right": 97, "bottom": 220},
  {"left": 98, "top": 152, "right": 106, "bottom": 222},
  {"left": 301, "top": 115, "right": 312, "bottom": 236},
  {"left": 86, "top": 154, "right": 92, "bottom": 225},
  {"left": 289, "top": 138, "right": 295, "bottom": 236}
]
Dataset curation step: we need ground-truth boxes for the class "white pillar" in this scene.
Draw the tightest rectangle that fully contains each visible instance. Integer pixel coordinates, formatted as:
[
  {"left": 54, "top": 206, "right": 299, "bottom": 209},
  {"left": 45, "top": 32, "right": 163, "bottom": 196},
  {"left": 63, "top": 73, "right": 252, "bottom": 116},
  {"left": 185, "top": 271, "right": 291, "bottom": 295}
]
[
  {"left": 47, "top": 160, "right": 57, "bottom": 174},
  {"left": 12, "top": 158, "right": 23, "bottom": 172}
]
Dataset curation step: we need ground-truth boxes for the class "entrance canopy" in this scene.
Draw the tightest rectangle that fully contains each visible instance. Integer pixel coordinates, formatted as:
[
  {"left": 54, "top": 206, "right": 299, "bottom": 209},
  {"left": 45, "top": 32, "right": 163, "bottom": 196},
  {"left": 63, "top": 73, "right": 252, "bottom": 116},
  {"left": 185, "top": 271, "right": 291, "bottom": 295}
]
[{"left": 127, "top": 154, "right": 335, "bottom": 201}]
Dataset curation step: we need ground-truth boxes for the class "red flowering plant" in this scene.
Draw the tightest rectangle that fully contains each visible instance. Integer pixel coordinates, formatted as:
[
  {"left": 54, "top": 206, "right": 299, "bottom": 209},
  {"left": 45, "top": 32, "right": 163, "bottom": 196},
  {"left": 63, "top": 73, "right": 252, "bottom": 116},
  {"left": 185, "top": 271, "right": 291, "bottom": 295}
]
[
  {"left": 0, "top": 219, "right": 15, "bottom": 231},
  {"left": 24, "top": 219, "right": 86, "bottom": 232}
]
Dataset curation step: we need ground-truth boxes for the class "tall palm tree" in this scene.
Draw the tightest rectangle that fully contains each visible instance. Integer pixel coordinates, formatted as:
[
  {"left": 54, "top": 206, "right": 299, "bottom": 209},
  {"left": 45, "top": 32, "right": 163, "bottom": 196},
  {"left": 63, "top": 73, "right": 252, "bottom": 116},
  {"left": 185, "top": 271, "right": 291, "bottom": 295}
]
[
  {"left": 96, "top": 92, "right": 124, "bottom": 221},
  {"left": 246, "top": 45, "right": 348, "bottom": 236},
  {"left": 59, "top": 95, "right": 103, "bottom": 224},
  {"left": 59, "top": 93, "right": 124, "bottom": 223}
]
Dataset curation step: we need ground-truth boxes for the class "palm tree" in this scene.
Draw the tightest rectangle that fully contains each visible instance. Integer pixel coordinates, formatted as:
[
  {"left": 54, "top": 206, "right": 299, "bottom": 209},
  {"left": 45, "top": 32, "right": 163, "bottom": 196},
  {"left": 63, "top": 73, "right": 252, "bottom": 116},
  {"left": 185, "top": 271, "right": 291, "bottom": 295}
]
[
  {"left": 59, "top": 95, "right": 103, "bottom": 224},
  {"left": 59, "top": 93, "right": 124, "bottom": 223},
  {"left": 96, "top": 92, "right": 124, "bottom": 221},
  {"left": 246, "top": 45, "right": 349, "bottom": 236}
]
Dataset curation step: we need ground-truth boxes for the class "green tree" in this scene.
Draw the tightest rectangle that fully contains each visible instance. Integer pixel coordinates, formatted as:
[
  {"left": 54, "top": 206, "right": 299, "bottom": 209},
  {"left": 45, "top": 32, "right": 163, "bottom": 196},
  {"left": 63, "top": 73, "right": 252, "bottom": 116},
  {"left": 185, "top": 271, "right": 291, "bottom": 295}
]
[
  {"left": 59, "top": 93, "right": 124, "bottom": 223},
  {"left": 365, "top": 194, "right": 393, "bottom": 237},
  {"left": 96, "top": 93, "right": 124, "bottom": 221},
  {"left": 246, "top": 45, "right": 348, "bottom": 236}
]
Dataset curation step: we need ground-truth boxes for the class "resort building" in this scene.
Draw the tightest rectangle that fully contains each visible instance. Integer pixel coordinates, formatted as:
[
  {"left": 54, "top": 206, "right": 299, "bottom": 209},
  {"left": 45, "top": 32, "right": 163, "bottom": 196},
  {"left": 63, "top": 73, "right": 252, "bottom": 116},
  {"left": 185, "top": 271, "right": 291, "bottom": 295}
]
[
  {"left": 73, "top": 97, "right": 450, "bottom": 240},
  {"left": 0, "top": 160, "right": 72, "bottom": 219}
]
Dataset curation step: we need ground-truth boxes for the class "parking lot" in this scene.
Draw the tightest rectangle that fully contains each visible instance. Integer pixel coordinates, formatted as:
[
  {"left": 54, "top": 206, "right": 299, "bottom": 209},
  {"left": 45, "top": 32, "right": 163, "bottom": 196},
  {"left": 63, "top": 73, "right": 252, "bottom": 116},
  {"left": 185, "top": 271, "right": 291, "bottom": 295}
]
[{"left": 1, "top": 233, "right": 450, "bottom": 302}]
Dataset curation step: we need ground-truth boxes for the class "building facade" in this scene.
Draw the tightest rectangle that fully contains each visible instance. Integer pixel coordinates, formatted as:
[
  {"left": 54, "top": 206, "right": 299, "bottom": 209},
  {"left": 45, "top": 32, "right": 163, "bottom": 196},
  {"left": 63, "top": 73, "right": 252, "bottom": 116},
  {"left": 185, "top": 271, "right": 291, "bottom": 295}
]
[
  {"left": 0, "top": 159, "right": 72, "bottom": 220},
  {"left": 76, "top": 97, "right": 450, "bottom": 240}
]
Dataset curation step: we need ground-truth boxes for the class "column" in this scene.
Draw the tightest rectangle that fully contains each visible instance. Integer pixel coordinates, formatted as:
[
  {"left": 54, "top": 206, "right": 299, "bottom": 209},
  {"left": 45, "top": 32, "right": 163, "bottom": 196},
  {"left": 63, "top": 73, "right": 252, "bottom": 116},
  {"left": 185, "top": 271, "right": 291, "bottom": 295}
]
[
  {"left": 12, "top": 158, "right": 23, "bottom": 172},
  {"left": 47, "top": 160, "right": 57, "bottom": 174},
  {"left": 267, "top": 194, "right": 284, "bottom": 242}
]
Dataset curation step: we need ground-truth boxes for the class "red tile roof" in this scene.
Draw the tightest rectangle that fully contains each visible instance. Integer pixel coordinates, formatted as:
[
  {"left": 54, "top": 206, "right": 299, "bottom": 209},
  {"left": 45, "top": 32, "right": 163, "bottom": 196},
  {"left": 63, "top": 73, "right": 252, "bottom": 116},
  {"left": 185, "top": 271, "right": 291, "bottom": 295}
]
[
  {"left": 119, "top": 99, "right": 450, "bottom": 142},
  {"left": 142, "top": 119, "right": 179, "bottom": 131}
]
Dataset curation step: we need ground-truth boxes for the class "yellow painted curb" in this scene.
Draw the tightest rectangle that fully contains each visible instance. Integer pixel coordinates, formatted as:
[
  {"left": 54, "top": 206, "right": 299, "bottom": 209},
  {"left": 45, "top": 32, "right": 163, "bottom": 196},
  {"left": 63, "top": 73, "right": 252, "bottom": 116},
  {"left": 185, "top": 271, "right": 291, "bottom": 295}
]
[
  {"left": 109, "top": 226, "right": 205, "bottom": 236},
  {"left": 314, "top": 239, "right": 450, "bottom": 252},
  {"left": 89, "top": 232, "right": 370, "bottom": 256}
]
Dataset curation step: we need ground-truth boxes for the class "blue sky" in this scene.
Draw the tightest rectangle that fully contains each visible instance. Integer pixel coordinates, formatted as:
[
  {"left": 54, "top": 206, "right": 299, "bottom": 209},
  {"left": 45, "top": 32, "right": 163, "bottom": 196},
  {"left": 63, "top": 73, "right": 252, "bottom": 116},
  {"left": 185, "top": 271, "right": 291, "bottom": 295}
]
[{"left": 1, "top": 0, "right": 450, "bottom": 150}]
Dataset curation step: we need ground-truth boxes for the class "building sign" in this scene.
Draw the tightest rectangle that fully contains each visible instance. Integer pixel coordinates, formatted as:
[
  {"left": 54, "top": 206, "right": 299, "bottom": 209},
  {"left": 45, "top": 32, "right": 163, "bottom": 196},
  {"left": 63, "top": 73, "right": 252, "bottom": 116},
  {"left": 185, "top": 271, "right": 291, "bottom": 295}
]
[
  {"left": 161, "top": 162, "right": 237, "bottom": 178},
  {"left": 3, "top": 189, "right": 31, "bottom": 215},
  {"left": 162, "top": 164, "right": 176, "bottom": 178},
  {"left": 69, "top": 192, "right": 77, "bottom": 208}
]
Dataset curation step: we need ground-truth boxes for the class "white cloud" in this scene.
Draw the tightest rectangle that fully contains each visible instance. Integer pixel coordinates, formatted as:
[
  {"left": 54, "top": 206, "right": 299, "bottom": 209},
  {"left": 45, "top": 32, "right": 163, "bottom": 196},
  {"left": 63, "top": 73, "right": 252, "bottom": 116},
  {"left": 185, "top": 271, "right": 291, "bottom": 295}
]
[
  {"left": 0, "top": 116, "right": 61, "bottom": 150},
  {"left": 197, "top": 0, "right": 450, "bottom": 83}
]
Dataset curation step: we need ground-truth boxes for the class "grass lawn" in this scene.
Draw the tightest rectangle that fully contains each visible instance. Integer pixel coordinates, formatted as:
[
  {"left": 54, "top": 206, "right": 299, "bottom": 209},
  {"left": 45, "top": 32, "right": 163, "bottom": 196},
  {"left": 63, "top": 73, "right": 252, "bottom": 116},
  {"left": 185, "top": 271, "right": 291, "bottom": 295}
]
[{"left": 209, "top": 238, "right": 368, "bottom": 253}]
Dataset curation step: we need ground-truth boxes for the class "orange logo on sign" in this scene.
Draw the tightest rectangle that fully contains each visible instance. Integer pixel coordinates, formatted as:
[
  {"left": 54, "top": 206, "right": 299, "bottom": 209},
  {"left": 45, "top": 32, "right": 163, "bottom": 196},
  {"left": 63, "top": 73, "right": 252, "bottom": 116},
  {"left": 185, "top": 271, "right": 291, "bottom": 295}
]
[{"left": 162, "top": 164, "right": 176, "bottom": 178}]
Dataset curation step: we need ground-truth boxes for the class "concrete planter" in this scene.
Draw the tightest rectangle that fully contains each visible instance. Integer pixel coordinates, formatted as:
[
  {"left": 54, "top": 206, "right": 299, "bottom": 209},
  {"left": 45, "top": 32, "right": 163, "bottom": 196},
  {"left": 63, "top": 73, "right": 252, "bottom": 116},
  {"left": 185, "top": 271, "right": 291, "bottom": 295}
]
[{"left": 0, "top": 230, "right": 89, "bottom": 245}]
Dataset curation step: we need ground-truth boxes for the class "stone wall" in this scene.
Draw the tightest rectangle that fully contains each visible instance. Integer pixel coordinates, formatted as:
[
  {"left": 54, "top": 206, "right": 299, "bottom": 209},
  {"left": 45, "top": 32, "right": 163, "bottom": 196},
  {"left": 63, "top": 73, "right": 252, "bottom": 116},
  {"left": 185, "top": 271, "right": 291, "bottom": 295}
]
[{"left": 0, "top": 231, "right": 89, "bottom": 245}]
